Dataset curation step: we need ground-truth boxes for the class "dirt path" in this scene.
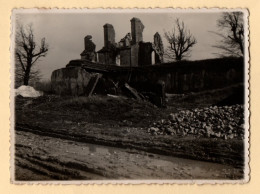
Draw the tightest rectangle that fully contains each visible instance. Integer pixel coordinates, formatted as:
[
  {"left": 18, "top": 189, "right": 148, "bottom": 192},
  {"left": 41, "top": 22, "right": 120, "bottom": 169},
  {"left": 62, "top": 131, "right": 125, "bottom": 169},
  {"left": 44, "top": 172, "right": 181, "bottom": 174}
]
[
  {"left": 15, "top": 130, "right": 243, "bottom": 180},
  {"left": 15, "top": 95, "right": 245, "bottom": 168}
]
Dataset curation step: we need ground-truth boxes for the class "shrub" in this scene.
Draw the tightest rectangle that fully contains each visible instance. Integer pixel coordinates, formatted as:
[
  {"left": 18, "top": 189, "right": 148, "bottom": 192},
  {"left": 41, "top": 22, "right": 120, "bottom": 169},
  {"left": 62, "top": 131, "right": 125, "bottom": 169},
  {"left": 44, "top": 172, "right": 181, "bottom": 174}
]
[{"left": 34, "top": 80, "right": 52, "bottom": 94}]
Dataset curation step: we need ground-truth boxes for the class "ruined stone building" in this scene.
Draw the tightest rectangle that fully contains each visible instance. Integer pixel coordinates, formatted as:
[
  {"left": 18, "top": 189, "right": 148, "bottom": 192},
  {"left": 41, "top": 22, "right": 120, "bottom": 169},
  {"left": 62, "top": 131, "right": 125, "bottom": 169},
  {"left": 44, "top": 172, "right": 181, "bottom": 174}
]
[
  {"left": 80, "top": 17, "right": 164, "bottom": 66},
  {"left": 52, "top": 16, "right": 244, "bottom": 104}
]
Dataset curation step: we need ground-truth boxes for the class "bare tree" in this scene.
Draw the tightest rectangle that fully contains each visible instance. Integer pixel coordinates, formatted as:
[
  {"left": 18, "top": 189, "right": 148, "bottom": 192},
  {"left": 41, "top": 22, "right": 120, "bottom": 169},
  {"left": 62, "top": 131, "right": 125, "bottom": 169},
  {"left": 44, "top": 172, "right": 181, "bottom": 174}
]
[
  {"left": 164, "top": 19, "right": 197, "bottom": 61},
  {"left": 15, "top": 24, "right": 48, "bottom": 86},
  {"left": 15, "top": 60, "right": 42, "bottom": 88},
  {"left": 212, "top": 12, "right": 244, "bottom": 57}
]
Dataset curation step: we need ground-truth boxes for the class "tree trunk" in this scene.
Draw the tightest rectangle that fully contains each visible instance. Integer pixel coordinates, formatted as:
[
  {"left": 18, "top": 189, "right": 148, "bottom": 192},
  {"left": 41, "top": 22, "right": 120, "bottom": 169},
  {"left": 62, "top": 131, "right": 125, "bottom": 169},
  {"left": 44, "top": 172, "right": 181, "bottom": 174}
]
[
  {"left": 176, "top": 55, "right": 182, "bottom": 61},
  {"left": 23, "top": 72, "right": 30, "bottom": 86},
  {"left": 23, "top": 61, "right": 32, "bottom": 86}
]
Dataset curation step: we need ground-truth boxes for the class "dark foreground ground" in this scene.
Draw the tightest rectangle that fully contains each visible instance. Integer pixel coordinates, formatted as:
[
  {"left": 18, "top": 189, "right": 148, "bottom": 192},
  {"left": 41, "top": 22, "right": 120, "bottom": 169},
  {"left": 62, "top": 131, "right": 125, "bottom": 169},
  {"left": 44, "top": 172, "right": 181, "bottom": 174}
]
[{"left": 14, "top": 84, "right": 246, "bottom": 180}]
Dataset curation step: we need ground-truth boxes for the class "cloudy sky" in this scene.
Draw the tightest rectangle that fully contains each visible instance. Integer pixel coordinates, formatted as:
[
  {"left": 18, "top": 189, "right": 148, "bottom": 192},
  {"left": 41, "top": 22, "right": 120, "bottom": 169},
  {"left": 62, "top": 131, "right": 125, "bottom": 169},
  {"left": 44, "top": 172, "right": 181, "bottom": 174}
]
[{"left": 14, "top": 10, "right": 224, "bottom": 80}]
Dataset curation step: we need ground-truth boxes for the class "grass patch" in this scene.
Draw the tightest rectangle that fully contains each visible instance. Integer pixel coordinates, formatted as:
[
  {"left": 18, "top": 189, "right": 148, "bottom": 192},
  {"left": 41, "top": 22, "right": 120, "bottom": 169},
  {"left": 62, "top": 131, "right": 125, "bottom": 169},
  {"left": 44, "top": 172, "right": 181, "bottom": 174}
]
[{"left": 34, "top": 80, "right": 52, "bottom": 94}]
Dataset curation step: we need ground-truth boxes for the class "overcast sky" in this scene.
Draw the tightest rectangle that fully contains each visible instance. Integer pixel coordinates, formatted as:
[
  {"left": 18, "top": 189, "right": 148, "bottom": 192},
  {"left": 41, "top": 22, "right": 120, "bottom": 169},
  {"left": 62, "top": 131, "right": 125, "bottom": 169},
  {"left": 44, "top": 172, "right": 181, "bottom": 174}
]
[{"left": 14, "top": 10, "right": 224, "bottom": 81}]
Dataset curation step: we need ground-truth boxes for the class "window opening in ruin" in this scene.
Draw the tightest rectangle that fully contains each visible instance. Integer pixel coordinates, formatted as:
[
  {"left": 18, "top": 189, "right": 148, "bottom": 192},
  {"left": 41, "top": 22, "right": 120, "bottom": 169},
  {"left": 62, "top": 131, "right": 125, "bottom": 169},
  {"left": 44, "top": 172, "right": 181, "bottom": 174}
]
[
  {"left": 116, "top": 54, "right": 120, "bottom": 66},
  {"left": 96, "top": 53, "right": 99, "bottom": 62},
  {"left": 151, "top": 51, "right": 155, "bottom": 65}
]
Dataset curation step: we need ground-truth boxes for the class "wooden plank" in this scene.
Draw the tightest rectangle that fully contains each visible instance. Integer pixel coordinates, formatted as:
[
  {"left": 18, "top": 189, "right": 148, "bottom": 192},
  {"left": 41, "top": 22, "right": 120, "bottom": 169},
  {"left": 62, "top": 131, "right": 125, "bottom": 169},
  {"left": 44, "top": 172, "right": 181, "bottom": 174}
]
[
  {"left": 124, "top": 83, "right": 142, "bottom": 100},
  {"left": 85, "top": 73, "right": 102, "bottom": 96}
]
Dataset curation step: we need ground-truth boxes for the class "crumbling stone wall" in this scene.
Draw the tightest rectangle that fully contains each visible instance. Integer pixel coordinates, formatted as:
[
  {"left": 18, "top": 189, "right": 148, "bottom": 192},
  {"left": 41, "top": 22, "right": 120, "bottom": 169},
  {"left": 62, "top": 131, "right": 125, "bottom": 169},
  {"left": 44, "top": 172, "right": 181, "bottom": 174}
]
[
  {"left": 97, "top": 24, "right": 117, "bottom": 65},
  {"left": 119, "top": 48, "right": 131, "bottom": 66},
  {"left": 94, "top": 18, "right": 163, "bottom": 67},
  {"left": 130, "top": 44, "right": 139, "bottom": 67},
  {"left": 51, "top": 67, "right": 101, "bottom": 96},
  {"left": 153, "top": 32, "right": 164, "bottom": 63},
  {"left": 129, "top": 58, "right": 244, "bottom": 94},
  {"left": 139, "top": 42, "right": 153, "bottom": 66},
  {"left": 51, "top": 57, "right": 243, "bottom": 97},
  {"left": 103, "top": 24, "right": 115, "bottom": 47},
  {"left": 131, "top": 18, "right": 144, "bottom": 44},
  {"left": 98, "top": 49, "right": 117, "bottom": 65},
  {"left": 81, "top": 35, "right": 96, "bottom": 61},
  {"left": 119, "top": 33, "right": 132, "bottom": 47}
]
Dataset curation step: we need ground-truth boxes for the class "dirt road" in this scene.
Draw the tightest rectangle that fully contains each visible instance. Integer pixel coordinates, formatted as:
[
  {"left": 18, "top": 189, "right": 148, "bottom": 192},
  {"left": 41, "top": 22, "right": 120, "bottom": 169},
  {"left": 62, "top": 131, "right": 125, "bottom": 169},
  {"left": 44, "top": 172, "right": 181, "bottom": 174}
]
[
  {"left": 15, "top": 130, "right": 243, "bottom": 180},
  {"left": 14, "top": 92, "right": 245, "bottom": 180}
]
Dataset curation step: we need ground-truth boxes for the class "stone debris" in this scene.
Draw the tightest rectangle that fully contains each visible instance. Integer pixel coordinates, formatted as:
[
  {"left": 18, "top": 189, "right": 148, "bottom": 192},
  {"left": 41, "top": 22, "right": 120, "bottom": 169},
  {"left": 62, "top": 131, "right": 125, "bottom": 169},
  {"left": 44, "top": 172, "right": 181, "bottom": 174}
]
[{"left": 147, "top": 105, "right": 245, "bottom": 139}]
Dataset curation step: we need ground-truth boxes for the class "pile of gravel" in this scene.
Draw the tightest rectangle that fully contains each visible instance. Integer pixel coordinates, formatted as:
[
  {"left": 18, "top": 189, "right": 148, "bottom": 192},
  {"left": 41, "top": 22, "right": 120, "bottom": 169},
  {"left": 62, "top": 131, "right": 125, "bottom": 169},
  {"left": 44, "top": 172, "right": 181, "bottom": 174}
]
[{"left": 148, "top": 105, "right": 245, "bottom": 140}]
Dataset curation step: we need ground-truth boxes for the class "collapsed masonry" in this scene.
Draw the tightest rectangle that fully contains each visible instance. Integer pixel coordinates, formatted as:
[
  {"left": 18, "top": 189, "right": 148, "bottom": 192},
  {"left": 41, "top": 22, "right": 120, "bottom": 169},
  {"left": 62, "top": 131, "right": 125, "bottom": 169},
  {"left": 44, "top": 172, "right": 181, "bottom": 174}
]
[
  {"left": 80, "top": 17, "right": 164, "bottom": 66},
  {"left": 51, "top": 17, "right": 244, "bottom": 107},
  {"left": 52, "top": 17, "right": 167, "bottom": 107}
]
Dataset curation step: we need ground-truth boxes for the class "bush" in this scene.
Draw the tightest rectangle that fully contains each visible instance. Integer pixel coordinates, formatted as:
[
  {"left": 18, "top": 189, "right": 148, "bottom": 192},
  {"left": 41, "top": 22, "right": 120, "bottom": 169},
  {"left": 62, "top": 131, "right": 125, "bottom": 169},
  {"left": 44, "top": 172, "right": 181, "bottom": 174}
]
[{"left": 34, "top": 80, "right": 52, "bottom": 94}]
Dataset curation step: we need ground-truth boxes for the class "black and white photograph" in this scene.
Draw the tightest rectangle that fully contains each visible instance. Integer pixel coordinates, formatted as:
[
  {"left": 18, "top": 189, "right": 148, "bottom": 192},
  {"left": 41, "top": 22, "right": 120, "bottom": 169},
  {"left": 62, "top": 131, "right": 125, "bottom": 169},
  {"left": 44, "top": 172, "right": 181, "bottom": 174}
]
[{"left": 11, "top": 9, "right": 249, "bottom": 183}]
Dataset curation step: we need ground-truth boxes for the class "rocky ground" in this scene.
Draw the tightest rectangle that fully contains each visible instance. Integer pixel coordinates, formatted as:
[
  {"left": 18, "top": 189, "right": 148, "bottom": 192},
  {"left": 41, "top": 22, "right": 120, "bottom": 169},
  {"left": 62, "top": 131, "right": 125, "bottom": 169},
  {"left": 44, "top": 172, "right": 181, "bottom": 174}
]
[
  {"left": 148, "top": 105, "right": 244, "bottom": 140},
  {"left": 14, "top": 84, "right": 246, "bottom": 180}
]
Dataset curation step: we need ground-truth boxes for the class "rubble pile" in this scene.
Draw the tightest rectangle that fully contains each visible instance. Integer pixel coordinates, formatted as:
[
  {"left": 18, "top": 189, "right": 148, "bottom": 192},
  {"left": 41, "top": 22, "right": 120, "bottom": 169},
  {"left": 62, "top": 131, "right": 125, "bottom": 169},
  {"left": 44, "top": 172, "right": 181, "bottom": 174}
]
[{"left": 148, "top": 105, "right": 245, "bottom": 139}]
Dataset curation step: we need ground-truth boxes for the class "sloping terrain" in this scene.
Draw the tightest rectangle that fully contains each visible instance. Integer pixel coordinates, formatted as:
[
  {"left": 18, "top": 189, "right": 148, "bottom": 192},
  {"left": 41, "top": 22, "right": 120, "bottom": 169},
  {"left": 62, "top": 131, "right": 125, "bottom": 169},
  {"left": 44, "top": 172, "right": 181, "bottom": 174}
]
[{"left": 14, "top": 84, "right": 246, "bottom": 180}]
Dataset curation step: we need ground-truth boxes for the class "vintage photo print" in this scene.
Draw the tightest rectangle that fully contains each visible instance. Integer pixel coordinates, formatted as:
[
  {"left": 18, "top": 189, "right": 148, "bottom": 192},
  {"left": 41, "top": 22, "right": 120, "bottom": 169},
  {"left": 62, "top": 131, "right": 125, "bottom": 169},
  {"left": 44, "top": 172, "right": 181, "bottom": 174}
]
[{"left": 10, "top": 8, "right": 249, "bottom": 184}]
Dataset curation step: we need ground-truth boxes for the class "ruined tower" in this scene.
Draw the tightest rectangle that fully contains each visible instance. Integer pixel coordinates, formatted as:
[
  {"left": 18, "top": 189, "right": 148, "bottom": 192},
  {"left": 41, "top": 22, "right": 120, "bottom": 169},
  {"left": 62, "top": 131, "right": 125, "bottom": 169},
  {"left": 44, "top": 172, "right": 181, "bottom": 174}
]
[
  {"left": 153, "top": 32, "right": 164, "bottom": 63},
  {"left": 84, "top": 35, "right": 96, "bottom": 51},
  {"left": 131, "top": 18, "right": 144, "bottom": 44},
  {"left": 80, "top": 35, "right": 96, "bottom": 61},
  {"left": 103, "top": 24, "right": 115, "bottom": 48}
]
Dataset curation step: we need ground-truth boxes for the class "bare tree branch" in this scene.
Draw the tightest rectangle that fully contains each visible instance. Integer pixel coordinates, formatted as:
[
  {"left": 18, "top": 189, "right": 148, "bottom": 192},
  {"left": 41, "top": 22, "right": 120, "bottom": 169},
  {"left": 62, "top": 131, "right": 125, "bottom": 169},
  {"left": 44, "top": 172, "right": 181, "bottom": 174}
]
[
  {"left": 15, "top": 52, "right": 26, "bottom": 72},
  {"left": 15, "top": 24, "right": 49, "bottom": 86},
  {"left": 164, "top": 18, "right": 197, "bottom": 61},
  {"left": 211, "top": 12, "right": 244, "bottom": 57}
]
